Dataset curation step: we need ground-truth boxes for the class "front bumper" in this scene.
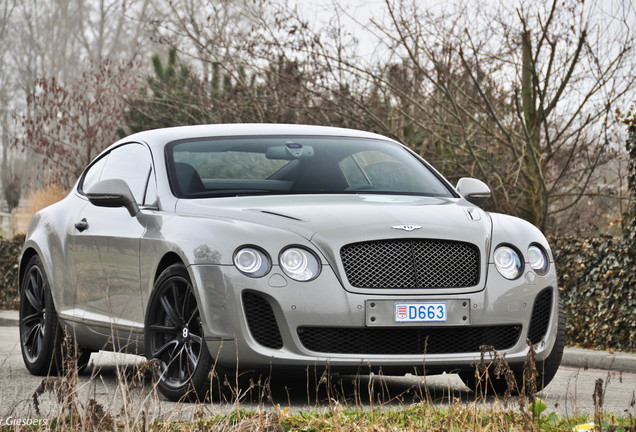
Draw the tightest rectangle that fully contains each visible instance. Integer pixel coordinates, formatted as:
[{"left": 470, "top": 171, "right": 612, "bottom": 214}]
[{"left": 189, "top": 263, "right": 559, "bottom": 374}]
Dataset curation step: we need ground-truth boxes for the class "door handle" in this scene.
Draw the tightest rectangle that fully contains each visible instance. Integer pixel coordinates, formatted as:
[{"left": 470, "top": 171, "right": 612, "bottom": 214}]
[{"left": 74, "top": 218, "right": 88, "bottom": 232}]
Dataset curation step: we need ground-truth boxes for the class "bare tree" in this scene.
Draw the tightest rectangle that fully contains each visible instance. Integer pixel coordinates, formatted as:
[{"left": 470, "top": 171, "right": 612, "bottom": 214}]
[
  {"left": 148, "top": 0, "right": 635, "bottom": 233},
  {"left": 5, "top": 0, "right": 154, "bottom": 191},
  {"left": 306, "top": 0, "right": 636, "bottom": 233},
  {"left": 17, "top": 62, "right": 138, "bottom": 189},
  {"left": 0, "top": 0, "right": 23, "bottom": 214}
]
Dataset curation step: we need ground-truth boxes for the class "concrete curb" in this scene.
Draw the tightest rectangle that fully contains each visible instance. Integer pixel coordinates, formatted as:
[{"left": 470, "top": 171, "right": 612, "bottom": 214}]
[
  {"left": 0, "top": 310, "right": 18, "bottom": 327},
  {"left": 2, "top": 309, "right": 635, "bottom": 373},
  {"left": 561, "top": 347, "right": 636, "bottom": 374}
]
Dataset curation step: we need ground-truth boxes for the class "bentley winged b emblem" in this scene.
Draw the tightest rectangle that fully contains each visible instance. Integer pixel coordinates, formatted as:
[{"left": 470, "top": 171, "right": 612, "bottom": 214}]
[{"left": 391, "top": 224, "right": 422, "bottom": 232}]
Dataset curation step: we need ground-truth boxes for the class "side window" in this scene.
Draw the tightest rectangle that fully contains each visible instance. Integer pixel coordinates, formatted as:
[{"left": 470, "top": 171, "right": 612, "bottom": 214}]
[
  {"left": 80, "top": 155, "right": 109, "bottom": 194},
  {"left": 99, "top": 143, "right": 153, "bottom": 204},
  {"left": 143, "top": 168, "right": 158, "bottom": 207}
]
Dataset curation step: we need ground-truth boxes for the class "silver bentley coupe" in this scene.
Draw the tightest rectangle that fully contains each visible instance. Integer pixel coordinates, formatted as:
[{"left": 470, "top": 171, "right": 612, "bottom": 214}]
[{"left": 19, "top": 124, "right": 564, "bottom": 400}]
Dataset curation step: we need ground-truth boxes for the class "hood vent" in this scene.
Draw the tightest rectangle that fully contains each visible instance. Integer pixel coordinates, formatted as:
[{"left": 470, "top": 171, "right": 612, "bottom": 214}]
[{"left": 245, "top": 209, "right": 304, "bottom": 221}]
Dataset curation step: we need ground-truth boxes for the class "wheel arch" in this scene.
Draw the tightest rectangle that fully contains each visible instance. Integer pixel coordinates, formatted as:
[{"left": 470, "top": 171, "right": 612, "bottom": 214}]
[
  {"left": 19, "top": 247, "right": 40, "bottom": 291},
  {"left": 153, "top": 252, "right": 185, "bottom": 283}
]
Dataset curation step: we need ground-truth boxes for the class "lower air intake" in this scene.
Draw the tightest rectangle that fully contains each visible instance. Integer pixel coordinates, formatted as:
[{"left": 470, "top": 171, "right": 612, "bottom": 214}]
[{"left": 297, "top": 325, "right": 521, "bottom": 355}]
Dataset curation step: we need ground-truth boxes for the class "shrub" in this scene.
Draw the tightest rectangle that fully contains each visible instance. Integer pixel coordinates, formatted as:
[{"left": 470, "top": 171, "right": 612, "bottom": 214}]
[
  {"left": 0, "top": 234, "right": 24, "bottom": 309},
  {"left": 553, "top": 235, "right": 635, "bottom": 352}
]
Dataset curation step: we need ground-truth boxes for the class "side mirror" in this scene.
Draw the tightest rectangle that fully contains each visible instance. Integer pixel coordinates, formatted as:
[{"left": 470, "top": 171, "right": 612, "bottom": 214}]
[
  {"left": 456, "top": 177, "right": 491, "bottom": 206},
  {"left": 86, "top": 179, "right": 139, "bottom": 216}
]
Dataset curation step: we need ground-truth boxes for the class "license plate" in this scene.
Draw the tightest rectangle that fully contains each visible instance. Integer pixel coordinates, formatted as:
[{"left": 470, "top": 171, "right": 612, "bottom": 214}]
[{"left": 394, "top": 302, "right": 447, "bottom": 322}]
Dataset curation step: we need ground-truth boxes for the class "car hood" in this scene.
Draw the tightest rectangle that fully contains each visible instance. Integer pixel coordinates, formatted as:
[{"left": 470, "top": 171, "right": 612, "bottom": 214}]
[
  {"left": 175, "top": 194, "right": 492, "bottom": 249},
  {"left": 176, "top": 194, "right": 492, "bottom": 294}
]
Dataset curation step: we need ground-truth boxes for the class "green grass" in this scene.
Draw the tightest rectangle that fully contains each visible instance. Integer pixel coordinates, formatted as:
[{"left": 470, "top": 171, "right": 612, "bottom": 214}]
[{"left": 5, "top": 404, "right": 634, "bottom": 431}]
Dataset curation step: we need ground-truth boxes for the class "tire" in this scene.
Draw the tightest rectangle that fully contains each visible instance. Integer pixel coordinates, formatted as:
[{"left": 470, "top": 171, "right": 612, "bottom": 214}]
[
  {"left": 461, "top": 297, "right": 565, "bottom": 395},
  {"left": 19, "top": 255, "right": 64, "bottom": 375},
  {"left": 145, "top": 264, "right": 215, "bottom": 401}
]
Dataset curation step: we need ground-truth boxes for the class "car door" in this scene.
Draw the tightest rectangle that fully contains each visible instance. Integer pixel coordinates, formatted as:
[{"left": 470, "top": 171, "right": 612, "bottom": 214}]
[{"left": 68, "top": 142, "right": 154, "bottom": 343}]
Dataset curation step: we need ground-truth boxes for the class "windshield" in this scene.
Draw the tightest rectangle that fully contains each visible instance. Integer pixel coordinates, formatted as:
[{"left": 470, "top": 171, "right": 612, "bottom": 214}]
[{"left": 165, "top": 136, "right": 455, "bottom": 199}]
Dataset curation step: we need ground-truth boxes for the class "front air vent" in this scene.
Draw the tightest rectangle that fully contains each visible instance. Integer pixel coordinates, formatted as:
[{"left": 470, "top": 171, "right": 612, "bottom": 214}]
[
  {"left": 528, "top": 288, "right": 553, "bottom": 345},
  {"left": 242, "top": 292, "right": 283, "bottom": 349}
]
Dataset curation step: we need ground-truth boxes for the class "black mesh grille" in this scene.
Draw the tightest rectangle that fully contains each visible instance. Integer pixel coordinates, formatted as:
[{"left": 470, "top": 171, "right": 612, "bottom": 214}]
[
  {"left": 297, "top": 325, "right": 521, "bottom": 355},
  {"left": 528, "top": 288, "right": 553, "bottom": 345},
  {"left": 340, "top": 239, "right": 480, "bottom": 289},
  {"left": 242, "top": 292, "right": 283, "bottom": 349}
]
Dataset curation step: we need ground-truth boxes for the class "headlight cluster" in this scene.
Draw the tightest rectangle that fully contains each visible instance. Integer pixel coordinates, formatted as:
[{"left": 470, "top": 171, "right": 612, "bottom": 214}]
[
  {"left": 233, "top": 247, "right": 271, "bottom": 278},
  {"left": 233, "top": 245, "right": 321, "bottom": 281},
  {"left": 279, "top": 247, "right": 321, "bottom": 281},
  {"left": 527, "top": 244, "right": 549, "bottom": 275},
  {"left": 493, "top": 244, "right": 550, "bottom": 280}
]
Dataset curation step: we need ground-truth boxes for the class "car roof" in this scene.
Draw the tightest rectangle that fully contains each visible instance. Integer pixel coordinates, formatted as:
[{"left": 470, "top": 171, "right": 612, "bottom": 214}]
[{"left": 114, "top": 124, "right": 399, "bottom": 149}]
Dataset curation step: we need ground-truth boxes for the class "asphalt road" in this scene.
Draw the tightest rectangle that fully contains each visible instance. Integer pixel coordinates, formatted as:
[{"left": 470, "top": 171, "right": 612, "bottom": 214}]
[{"left": 1, "top": 325, "right": 635, "bottom": 425}]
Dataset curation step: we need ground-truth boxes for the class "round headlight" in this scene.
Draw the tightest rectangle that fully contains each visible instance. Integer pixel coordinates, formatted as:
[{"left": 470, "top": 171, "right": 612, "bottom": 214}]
[
  {"left": 494, "top": 245, "right": 523, "bottom": 280},
  {"left": 528, "top": 244, "right": 549, "bottom": 275},
  {"left": 233, "top": 247, "right": 270, "bottom": 277},
  {"left": 279, "top": 247, "right": 321, "bottom": 281}
]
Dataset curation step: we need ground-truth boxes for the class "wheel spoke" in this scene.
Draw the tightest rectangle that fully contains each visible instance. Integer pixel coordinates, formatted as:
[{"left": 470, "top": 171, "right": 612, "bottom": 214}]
[
  {"left": 165, "top": 355, "right": 177, "bottom": 380},
  {"left": 178, "top": 349, "right": 186, "bottom": 381},
  {"left": 149, "top": 324, "right": 179, "bottom": 334},
  {"left": 23, "top": 323, "right": 40, "bottom": 347},
  {"left": 166, "top": 343, "right": 184, "bottom": 381},
  {"left": 36, "top": 271, "right": 44, "bottom": 299},
  {"left": 35, "top": 326, "right": 45, "bottom": 356},
  {"left": 185, "top": 345, "right": 198, "bottom": 372},
  {"left": 159, "top": 294, "right": 181, "bottom": 325},
  {"left": 25, "top": 275, "right": 44, "bottom": 311},
  {"left": 170, "top": 281, "right": 181, "bottom": 317},
  {"left": 152, "top": 338, "right": 179, "bottom": 358},
  {"left": 181, "top": 287, "right": 194, "bottom": 320},
  {"left": 22, "top": 311, "right": 43, "bottom": 327},
  {"left": 184, "top": 293, "right": 199, "bottom": 327},
  {"left": 189, "top": 333, "right": 203, "bottom": 344}
]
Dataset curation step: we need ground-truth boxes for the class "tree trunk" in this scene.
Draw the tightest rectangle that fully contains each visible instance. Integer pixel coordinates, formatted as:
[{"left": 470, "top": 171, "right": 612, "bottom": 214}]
[{"left": 520, "top": 30, "right": 545, "bottom": 229}]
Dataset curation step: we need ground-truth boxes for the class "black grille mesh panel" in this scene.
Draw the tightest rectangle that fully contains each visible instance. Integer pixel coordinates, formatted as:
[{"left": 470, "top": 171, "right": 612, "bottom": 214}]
[
  {"left": 340, "top": 239, "right": 480, "bottom": 288},
  {"left": 242, "top": 292, "right": 283, "bottom": 349},
  {"left": 528, "top": 288, "right": 553, "bottom": 344},
  {"left": 297, "top": 325, "right": 521, "bottom": 355}
]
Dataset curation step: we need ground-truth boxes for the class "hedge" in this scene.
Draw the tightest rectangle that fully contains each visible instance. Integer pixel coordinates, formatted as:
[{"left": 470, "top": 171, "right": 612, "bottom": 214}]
[
  {"left": 0, "top": 234, "right": 23, "bottom": 310},
  {"left": 0, "top": 234, "right": 634, "bottom": 352},
  {"left": 553, "top": 235, "right": 635, "bottom": 352}
]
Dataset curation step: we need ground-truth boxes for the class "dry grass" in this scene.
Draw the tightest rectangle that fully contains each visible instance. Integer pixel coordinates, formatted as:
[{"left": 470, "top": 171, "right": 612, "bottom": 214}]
[
  {"left": 2, "top": 341, "right": 634, "bottom": 432},
  {"left": 14, "top": 184, "right": 68, "bottom": 234},
  {"left": 5, "top": 261, "right": 635, "bottom": 431}
]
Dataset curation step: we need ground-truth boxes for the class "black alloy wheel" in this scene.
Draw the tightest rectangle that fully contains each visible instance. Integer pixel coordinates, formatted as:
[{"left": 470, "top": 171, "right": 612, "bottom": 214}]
[
  {"left": 19, "top": 255, "right": 63, "bottom": 375},
  {"left": 145, "top": 264, "right": 214, "bottom": 401},
  {"left": 19, "top": 255, "right": 92, "bottom": 376}
]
